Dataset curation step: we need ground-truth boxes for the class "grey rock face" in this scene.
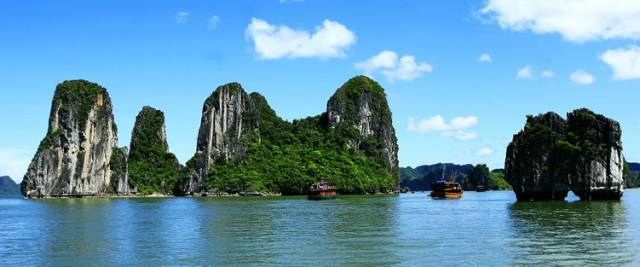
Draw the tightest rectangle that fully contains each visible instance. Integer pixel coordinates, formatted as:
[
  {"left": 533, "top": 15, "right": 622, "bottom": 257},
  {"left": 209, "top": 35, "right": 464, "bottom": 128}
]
[
  {"left": 109, "top": 147, "right": 134, "bottom": 195},
  {"left": 505, "top": 112, "right": 569, "bottom": 201},
  {"left": 566, "top": 109, "right": 624, "bottom": 200},
  {"left": 182, "top": 83, "right": 258, "bottom": 194},
  {"left": 21, "top": 80, "right": 131, "bottom": 197},
  {"left": 326, "top": 76, "right": 399, "bottom": 184},
  {"left": 505, "top": 108, "right": 624, "bottom": 201}
]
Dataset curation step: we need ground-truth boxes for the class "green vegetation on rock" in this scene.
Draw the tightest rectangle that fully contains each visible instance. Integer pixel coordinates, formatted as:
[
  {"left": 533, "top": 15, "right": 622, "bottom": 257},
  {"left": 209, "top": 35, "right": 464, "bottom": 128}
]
[
  {"left": 487, "top": 171, "right": 511, "bottom": 190},
  {"left": 36, "top": 128, "right": 63, "bottom": 153},
  {"left": 53, "top": 80, "right": 111, "bottom": 129},
  {"left": 200, "top": 95, "right": 395, "bottom": 194},
  {"left": 187, "top": 76, "right": 399, "bottom": 195},
  {"left": 128, "top": 106, "right": 181, "bottom": 194},
  {"left": 464, "top": 164, "right": 490, "bottom": 190},
  {"left": 506, "top": 108, "right": 624, "bottom": 201}
]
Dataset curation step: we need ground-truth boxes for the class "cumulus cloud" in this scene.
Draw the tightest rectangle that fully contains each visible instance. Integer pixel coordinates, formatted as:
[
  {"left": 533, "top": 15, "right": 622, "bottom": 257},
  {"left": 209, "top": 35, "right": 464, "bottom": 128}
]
[
  {"left": 355, "top": 50, "right": 432, "bottom": 82},
  {"left": 208, "top": 15, "right": 221, "bottom": 30},
  {"left": 516, "top": 66, "right": 555, "bottom": 80},
  {"left": 570, "top": 69, "right": 595, "bottom": 85},
  {"left": 0, "top": 148, "right": 30, "bottom": 183},
  {"left": 176, "top": 11, "right": 189, "bottom": 24},
  {"left": 245, "top": 18, "right": 356, "bottom": 59},
  {"left": 541, "top": 70, "right": 556, "bottom": 78},
  {"left": 600, "top": 45, "right": 640, "bottom": 80},
  {"left": 516, "top": 65, "right": 534, "bottom": 79},
  {"left": 475, "top": 147, "right": 495, "bottom": 157},
  {"left": 480, "top": 0, "right": 640, "bottom": 42},
  {"left": 478, "top": 53, "right": 492, "bottom": 63},
  {"left": 408, "top": 115, "right": 478, "bottom": 141}
]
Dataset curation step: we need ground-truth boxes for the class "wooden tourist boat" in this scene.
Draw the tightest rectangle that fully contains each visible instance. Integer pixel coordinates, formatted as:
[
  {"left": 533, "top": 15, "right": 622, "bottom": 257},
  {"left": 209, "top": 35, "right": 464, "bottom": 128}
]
[
  {"left": 430, "top": 165, "right": 463, "bottom": 199},
  {"left": 430, "top": 181, "right": 464, "bottom": 199},
  {"left": 308, "top": 179, "right": 337, "bottom": 200}
]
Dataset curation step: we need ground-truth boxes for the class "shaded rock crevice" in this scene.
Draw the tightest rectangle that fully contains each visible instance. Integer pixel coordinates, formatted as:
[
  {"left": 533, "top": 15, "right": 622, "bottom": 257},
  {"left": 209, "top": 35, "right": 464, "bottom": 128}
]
[{"left": 182, "top": 83, "right": 260, "bottom": 194}]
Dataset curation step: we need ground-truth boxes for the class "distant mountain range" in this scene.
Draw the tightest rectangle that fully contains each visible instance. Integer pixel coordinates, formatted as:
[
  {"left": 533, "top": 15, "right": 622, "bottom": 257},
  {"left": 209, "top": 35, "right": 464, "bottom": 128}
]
[
  {"left": 400, "top": 163, "right": 474, "bottom": 191},
  {"left": 0, "top": 176, "right": 20, "bottom": 196},
  {"left": 401, "top": 161, "right": 640, "bottom": 192},
  {"left": 626, "top": 162, "right": 640, "bottom": 188}
]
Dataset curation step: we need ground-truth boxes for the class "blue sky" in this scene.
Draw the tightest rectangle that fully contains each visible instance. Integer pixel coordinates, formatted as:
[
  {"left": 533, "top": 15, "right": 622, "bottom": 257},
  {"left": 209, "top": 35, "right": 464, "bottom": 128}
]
[{"left": 1, "top": 0, "right": 640, "bottom": 182}]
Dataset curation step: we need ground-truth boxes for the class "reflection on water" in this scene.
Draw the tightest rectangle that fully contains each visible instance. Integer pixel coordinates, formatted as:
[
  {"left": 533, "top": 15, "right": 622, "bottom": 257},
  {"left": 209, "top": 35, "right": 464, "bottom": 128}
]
[
  {"left": 1, "top": 191, "right": 640, "bottom": 266},
  {"left": 508, "top": 200, "right": 632, "bottom": 266}
]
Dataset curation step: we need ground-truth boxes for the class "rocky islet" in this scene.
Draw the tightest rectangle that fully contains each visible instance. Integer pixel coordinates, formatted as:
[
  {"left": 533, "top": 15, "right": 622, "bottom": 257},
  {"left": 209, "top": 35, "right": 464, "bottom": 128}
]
[
  {"left": 22, "top": 76, "right": 400, "bottom": 197},
  {"left": 505, "top": 108, "right": 624, "bottom": 201}
]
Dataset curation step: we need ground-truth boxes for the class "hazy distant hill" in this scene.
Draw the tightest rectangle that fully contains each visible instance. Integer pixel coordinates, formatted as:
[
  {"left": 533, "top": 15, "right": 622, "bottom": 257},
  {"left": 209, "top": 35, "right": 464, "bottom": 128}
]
[
  {"left": 626, "top": 162, "right": 640, "bottom": 188},
  {"left": 0, "top": 176, "right": 20, "bottom": 196},
  {"left": 400, "top": 163, "right": 473, "bottom": 191}
]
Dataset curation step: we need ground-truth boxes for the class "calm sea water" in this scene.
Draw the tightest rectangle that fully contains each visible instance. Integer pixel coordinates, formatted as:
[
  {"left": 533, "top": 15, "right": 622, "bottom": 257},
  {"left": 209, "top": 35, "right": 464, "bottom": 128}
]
[{"left": 1, "top": 190, "right": 640, "bottom": 266}]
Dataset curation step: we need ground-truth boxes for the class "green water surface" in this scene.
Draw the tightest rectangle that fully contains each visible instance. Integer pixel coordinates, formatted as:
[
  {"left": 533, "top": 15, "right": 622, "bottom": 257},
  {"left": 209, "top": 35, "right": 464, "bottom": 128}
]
[{"left": 1, "top": 190, "right": 639, "bottom": 266}]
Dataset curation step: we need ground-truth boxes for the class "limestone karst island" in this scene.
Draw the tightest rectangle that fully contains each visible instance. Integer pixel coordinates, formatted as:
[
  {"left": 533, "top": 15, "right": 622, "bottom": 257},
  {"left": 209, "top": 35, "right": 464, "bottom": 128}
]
[
  {"left": 20, "top": 78, "right": 629, "bottom": 202},
  {"left": 22, "top": 77, "right": 400, "bottom": 198},
  {"left": 2, "top": 1, "right": 640, "bottom": 266}
]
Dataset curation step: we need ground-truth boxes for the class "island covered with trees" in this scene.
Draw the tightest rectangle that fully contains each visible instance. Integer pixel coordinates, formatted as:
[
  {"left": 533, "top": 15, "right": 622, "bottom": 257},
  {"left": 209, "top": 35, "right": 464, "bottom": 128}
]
[
  {"left": 400, "top": 163, "right": 511, "bottom": 192},
  {"left": 21, "top": 76, "right": 400, "bottom": 197}
]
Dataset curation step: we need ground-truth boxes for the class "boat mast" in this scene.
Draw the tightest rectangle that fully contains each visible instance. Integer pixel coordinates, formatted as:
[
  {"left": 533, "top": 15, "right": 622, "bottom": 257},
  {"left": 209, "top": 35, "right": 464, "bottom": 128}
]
[{"left": 442, "top": 164, "right": 446, "bottom": 181}]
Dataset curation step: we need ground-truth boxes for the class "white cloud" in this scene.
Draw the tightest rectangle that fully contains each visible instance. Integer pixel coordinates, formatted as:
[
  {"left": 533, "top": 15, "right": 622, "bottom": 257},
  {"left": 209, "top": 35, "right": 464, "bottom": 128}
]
[
  {"left": 481, "top": 0, "right": 640, "bottom": 42},
  {"left": 355, "top": 50, "right": 397, "bottom": 73},
  {"left": 600, "top": 45, "right": 640, "bottom": 80},
  {"left": 516, "top": 66, "right": 555, "bottom": 79},
  {"left": 516, "top": 65, "right": 534, "bottom": 79},
  {"left": 570, "top": 69, "right": 595, "bottom": 85},
  {"left": 208, "top": 15, "right": 221, "bottom": 30},
  {"left": 0, "top": 148, "right": 30, "bottom": 183},
  {"left": 478, "top": 53, "right": 492, "bottom": 63},
  {"left": 444, "top": 130, "right": 479, "bottom": 141},
  {"left": 245, "top": 18, "right": 356, "bottom": 60},
  {"left": 355, "top": 50, "right": 432, "bottom": 82},
  {"left": 541, "top": 70, "right": 556, "bottom": 78},
  {"left": 176, "top": 11, "right": 189, "bottom": 24},
  {"left": 408, "top": 115, "right": 478, "bottom": 141},
  {"left": 475, "top": 147, "right": 495, "bottom": 157}
]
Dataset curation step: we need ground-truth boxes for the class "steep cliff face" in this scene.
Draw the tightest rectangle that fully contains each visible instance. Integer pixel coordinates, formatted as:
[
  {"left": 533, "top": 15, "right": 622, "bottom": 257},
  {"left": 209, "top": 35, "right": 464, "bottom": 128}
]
[
  {"left": 182, "top": 83, "right": 259, "bottom": 194},
  {"left": 109, "top": 147, "right": 132, "bottom": 195},
  {"left": 181, "top": 76, "right": 399, "bottom": 195},
  {"left": 566, "top": 109, "right": 624, "bottom": 200},
  {"left": 128, "top": 106, "right": 181, "bottom": 194},
  {"left": 326, "top": 76, "right": 400, "bottom": 184},
  {"left": 505, "top": 109, "right": 624, "bottom": 201},
  {"left": 505, "top": 112, "right": 569, "bottom": 201},
  {"left": 22, "top": 80, "right": 130, "bottom": 197}
]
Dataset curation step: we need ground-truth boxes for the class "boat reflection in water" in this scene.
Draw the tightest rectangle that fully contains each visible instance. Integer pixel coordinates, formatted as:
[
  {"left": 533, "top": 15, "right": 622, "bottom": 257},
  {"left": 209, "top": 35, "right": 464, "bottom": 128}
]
[{"left": 308, "top": 179, "right": 338, "bottom": 200}]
